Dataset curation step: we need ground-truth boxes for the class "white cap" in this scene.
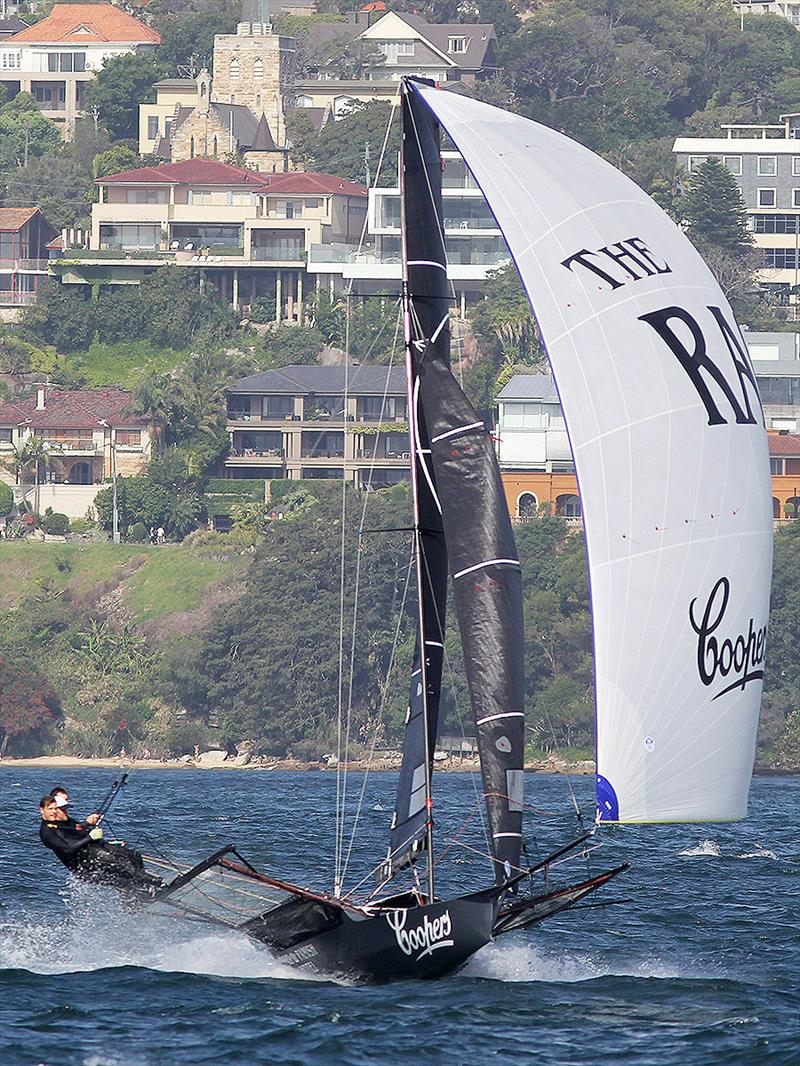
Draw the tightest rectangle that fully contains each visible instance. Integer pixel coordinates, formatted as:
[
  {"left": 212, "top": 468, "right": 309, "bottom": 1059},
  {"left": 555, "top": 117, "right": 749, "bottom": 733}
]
[{"left": 53, "top": 794, "right": 69, "bottom": 808}]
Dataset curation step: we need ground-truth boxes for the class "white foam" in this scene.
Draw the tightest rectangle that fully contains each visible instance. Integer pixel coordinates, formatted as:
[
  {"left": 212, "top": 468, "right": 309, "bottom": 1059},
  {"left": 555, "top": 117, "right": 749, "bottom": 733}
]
[
  {"left": 737, "top": 846, "right": 778, "bottom": 860},
  {"left": 678, "top": 839, "right": 722, "bottom": 857},
  {"left": 0, "top": 884, "right": 309, "bottom": 983},
  {"left": 464, "top": 938, "right": 696, "bottom": 984}
]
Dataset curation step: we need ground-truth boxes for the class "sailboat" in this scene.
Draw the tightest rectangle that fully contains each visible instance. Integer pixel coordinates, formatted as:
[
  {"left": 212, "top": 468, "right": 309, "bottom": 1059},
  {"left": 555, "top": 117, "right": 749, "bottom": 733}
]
[{"left": 93, "top": 77, "right": 772, "bottom": 982}]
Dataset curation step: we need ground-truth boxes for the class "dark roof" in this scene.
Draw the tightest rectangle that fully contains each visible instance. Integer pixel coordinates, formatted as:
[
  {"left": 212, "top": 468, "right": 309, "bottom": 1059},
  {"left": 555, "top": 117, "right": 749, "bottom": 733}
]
[
  {"left": 496, "top": 374, "right": 559, "bottom": 403},
  {"left": 0, "top": 388, "right": 150, "bottom": 429},
  {"left": 154, "top": 135, "right": 171, "bottom": 158},
  {"left": 250, "top": 113, "right": 279, "bottom": 152},
  {"left": 210, "top": 103, "right": 259, "bottom": 146},
  {"left": 287, "top": 105, "right": 331, "bottom": 132},
  {"left": 228, "top": 364, "right": 406, "bottom": 396},
  {"left": 399, "top": 15, "right": 497, "bottom": 70},
  {"left": 0, "top": 17, "right": 28, "bottom": 37},
  {"left": 769, "top": 433, "right": 800, "bottom": 456}
]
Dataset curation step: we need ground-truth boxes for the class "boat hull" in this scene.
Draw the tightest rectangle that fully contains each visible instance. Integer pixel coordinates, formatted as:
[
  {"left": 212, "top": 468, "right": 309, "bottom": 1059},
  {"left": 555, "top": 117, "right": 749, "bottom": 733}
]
[{"left": 262, "top": 894, "right": 497, "bottom": 983}]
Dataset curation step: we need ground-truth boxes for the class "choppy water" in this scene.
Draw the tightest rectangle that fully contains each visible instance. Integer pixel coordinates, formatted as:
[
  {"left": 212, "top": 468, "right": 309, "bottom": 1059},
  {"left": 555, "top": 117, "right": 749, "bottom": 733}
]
[{"left": 1, "top": 769, "right": 798, "bottom": 1065}]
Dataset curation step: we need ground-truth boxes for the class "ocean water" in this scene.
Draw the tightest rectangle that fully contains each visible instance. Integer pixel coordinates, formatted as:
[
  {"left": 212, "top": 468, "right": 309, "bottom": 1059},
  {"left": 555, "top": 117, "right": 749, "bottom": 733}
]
[{"left": 1, "top": 768, "right": 798, "bottom": 1065}]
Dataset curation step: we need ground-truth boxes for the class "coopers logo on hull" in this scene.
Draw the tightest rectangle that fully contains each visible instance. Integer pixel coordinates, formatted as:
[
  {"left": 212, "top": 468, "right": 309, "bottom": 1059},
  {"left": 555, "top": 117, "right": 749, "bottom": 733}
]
[
  {"left": 689, "top": 576, "right": 767, "bottom": 701},
  {"left": 385, "top": 908, "right": 454, "bottom": 961}
]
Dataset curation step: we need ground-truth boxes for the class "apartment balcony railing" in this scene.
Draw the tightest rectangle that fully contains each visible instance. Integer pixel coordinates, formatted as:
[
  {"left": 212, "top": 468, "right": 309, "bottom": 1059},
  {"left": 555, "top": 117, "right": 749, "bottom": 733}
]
[
  {"left": 0, "top": 290, "right": 37, "bottom": 305},
  {"left": 301, "top": 450, "right": 345, "bottom": 460},
  {"left": 0, "top": 258, "right": 49, "bottom": 271}
]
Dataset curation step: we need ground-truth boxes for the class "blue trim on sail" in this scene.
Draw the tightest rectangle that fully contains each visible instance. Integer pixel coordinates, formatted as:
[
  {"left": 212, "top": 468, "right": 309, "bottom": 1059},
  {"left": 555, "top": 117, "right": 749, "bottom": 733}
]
[{"left": 595, "top": 775, "right": 619, "bottom": 822}]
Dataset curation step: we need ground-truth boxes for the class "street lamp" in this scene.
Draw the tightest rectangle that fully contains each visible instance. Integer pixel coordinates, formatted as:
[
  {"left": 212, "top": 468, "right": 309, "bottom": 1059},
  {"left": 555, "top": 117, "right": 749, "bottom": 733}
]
[{"left": 97, "top": 419, "right": 120, "bottom": 543}]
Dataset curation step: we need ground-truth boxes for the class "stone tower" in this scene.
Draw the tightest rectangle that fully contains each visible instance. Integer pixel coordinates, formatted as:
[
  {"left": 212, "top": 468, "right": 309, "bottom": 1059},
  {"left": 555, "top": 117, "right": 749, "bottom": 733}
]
[{"left": 211, "top": 3, "right": 294, "bottom": 147}]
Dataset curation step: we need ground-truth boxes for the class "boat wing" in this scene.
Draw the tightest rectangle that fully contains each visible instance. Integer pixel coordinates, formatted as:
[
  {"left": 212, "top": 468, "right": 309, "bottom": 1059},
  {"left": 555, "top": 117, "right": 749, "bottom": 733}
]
[{"left": 144, "top": 847, "right": 297, "bottom": 929}]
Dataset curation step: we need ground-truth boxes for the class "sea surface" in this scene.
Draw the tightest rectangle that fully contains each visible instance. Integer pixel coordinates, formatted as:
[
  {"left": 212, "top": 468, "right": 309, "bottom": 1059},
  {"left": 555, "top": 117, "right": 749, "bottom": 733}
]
[{"left": 0, "top": 768, "right": 798, "bottom": 1066}]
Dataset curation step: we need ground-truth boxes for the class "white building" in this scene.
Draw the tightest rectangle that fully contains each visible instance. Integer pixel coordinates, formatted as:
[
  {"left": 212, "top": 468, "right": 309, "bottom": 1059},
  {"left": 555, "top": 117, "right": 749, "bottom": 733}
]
[{"left": 0, "top": 3, "right": 159, "bottom": 137}]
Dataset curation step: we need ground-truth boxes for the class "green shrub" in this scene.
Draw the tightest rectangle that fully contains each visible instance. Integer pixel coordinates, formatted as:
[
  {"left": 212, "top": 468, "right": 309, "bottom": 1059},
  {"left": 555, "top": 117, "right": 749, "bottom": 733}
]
[
  {"left": 69, "top": 517, "right": 93, "bottom": 534},
  {"left": 127, "top": 521, "right": 149, "bottom": 543},
  {"left": 0, "top": 481, "right": 12, "bottom": 517},
  {"left": 41, "top": 512, "right": 69, "bottom": 536}
]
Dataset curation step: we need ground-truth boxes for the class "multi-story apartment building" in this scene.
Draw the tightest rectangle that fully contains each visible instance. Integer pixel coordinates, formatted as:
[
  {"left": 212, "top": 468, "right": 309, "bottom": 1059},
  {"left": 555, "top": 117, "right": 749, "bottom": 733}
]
[
  {"left": 0, "top": 385, "right": 159, "bottom": 518},
  {"left": 731, "top": 0, "right": 800, "bottom": 28},
  {"left": 673, "top": 115, "right": 800, "bottom": 313},
  {"left": 495, "top": 370, "right": 800, "bottom": 522},
  {"left": 0, "top": 4, "right": 159, "bottom": 137},
  {"left": 308, "top": 153, "right": 510, "bottom": 315},
  {"left": 59, "top": 159, "right": 367, "bottom": 319},
  {"left": 223, "top": 364, "right": 408, "bottom": 488},
  {"left": 0, "top": 208, "right": 53, "bottom": 318},
  {"left": 744, "top": 328, "right": 800, "bottom": 431}
]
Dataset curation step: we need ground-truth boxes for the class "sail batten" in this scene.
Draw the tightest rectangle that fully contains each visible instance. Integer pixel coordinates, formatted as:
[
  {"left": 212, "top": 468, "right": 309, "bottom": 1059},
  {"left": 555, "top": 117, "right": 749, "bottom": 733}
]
[{"left": 410, "top": 82, "right": 773, "bottom": 825}]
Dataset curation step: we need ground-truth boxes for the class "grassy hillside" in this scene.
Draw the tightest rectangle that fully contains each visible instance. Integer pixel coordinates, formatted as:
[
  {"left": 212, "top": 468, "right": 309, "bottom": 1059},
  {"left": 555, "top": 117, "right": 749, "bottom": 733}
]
[
  {"left": 0, "top": 540, "right": 248, "bottom": 628},
  {"left": 62, "top": 340, "right": 188, "bottom": 389}
]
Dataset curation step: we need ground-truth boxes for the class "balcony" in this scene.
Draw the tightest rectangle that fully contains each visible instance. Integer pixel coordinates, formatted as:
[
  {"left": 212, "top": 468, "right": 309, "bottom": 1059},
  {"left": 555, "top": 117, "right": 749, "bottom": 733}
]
[
  {"left": 0, "top": 290, "right": 37, "bottom": 305},
  {"left": 0, "top": 259, "right": 49, "bottom": 272}
]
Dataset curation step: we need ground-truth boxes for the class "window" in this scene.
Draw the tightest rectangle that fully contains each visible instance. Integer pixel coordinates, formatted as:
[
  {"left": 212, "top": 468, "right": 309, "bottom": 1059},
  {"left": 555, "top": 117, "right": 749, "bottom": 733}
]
[
  {"left": 770, "top": 457, "right": 784, "bottom": 475},
  {"left": 793, "top": 158, "right": 800, "bottom": 176},
  {"left": 758, "top": 188, "right": 777, "bottom": 208},
  {"left": 229, "top": 192, "right": 253, "bottom": 206},
  {"left": 722, "top": 155, "right": 742, "bottom": 175},
  {"left": 190, "top": 136, "right": 195, "bottom": 158},
  {"left": 448, "top": 36, "right": 468, "bottom": 53},
  {"left": 377, "top": 41, "right": 414, "bottom": 61},
  {"left": 230, "top": 56, "right": 240, "bottom": 81},
  {"left": 764, "top": 247, "right": 800, "bottom": 269},
  {"left": 213, "top": 135, "right": 218, "bottom": 159},
  {"left": 147, "top": 116, "right": 159, "bottom": 140},
  {"left": 753, "top": 214, "right": 800, "bottom": 233},
  {"left": 305, "top": 199, "right": 321, "bottom": 209},
  {"left": 794, "top": 190, "right": 800, "bottom": 209},
  {"left": 99, "top": 224, "right": 160, "bottom": 250},
  {"left": 164, "top": 118, "right": 172, "bottom": 137},
  {"left": 517, "top": 492, "right": 537, "bottom": 518},
  {"left": 262, "top": 395, "right": 294, "bottom": 418},
  {"left": 126, "top": 188, "right": 167, "bottom": 204},
  {"left": 687, "top": 155, "right": 706, "bottom": 172},
  {"left": 189, "top": 190, "right": 213, "bottom": 206},
  {"left": 758, "top": 156, "right": 777, "bottom": 175},
  {"left": 253, "top": 57, "right": 264, "bottom": 79},
  {"left": 115, "top": 430, "right": 142, "bottom": 447},
  {"left": 0, "top": 428, "right": 12, "bottom": 444},
  {"left": 0, "top": 51, "right": 20, "bottom": 70},
  {"left": 46, "top": 51, "right": 85, "bottom": 72}
]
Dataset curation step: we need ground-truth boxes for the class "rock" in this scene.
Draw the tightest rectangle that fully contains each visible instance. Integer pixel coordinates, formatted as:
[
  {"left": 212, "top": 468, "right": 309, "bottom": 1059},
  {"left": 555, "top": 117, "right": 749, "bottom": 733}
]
[
  {"left": 232, "top": 752, "right": 250, "bottom": 766},
  {"left": 196, "top": 749, "right": 228, "bottom": 767}
]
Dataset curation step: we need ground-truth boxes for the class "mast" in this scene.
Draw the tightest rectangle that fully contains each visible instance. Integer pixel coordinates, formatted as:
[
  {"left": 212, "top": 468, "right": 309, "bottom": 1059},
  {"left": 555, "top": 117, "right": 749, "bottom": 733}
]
[{"left": 383, "top": 79, "right": 450, "bottom": 896}]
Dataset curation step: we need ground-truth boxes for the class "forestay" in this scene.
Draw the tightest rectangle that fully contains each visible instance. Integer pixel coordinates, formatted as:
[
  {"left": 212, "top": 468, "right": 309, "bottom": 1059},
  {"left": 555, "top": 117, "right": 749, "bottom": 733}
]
[{"left": 411, "top": 82, "right": 773, "bottom": 823}]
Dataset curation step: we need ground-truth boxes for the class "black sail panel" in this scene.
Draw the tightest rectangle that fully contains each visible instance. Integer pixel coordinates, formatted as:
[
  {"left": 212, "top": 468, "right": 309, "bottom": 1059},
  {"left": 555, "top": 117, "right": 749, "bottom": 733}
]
[
  {"left": 384, "top": 82, "right": 451, "bottom": 879},
  {"left": 418, "top": 354, "right": 525, "bottom": 885}
]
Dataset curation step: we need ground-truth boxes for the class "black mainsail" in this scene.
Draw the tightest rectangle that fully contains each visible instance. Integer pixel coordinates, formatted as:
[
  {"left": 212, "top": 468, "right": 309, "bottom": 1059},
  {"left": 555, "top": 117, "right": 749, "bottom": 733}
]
[
  {"left": 384, "top": 81, "right": 451, "bottom": 883},
  {"left": 386, "top": 81, "right": 525, "bottom": 889}
]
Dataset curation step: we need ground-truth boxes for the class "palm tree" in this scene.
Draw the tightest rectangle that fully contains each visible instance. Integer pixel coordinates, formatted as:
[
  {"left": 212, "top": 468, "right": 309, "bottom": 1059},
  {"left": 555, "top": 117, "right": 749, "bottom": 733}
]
[{"left": 0, "top": 436, "right": 63, "bottom": 515}]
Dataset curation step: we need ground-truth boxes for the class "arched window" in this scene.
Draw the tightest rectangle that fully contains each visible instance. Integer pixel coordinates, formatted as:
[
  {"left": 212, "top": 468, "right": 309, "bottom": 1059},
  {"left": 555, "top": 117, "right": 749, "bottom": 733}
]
[
  {"left": 200, "top": 80, "right": 207, "bottom": 98},
  {"left": 773, "top": 497, "right": 781, "bottom": 518},
  {"left": 253, "top": 57, "right": 263, "bottom": 80},
  {"left": 517, "top": 492, "right": 537, "bottom": 518},
  {"left": 68, "top": 462, "right": 91, "bottom": 485},
  {"left": 556, "top": 493, "right": 581, "bottom": 518},
  {"left": 212, "top": 135, "right": 218, "bottom": 159},
  {"left": 190, "top": 135, "right": 195, "bottom": 158},
  {"left": 785, "top": 496, "right": 800, "bottom": 519},
  {"left": 230, "top": 56, "right": 240, "bottom": 81}
]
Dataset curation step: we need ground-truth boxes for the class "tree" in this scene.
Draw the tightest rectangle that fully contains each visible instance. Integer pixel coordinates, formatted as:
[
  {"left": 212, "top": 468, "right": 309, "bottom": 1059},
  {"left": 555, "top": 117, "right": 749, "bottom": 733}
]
[
  {"left": 680, "top": 157, "right": 753, "bottom": 255},
  {"left": 93, "top": 144, "right": 141, "bottom": 180},
  {"left": 20, "top": 280, "right": 95, "bottom": 353},
  {"left": 84, "top": 53, "right": 162, "bottom": 141},
  {"left": 0, "top": 481, "right": 12, "bottom": 517},
  {"left": 0, "top": 653, "right": 61, "bottom": 756},
  {"left": 155, "top": 8, "right": 238, "bottom": 73},
  {"left": 0, "top": 93, "right": 61, "bottom": 171},
  {"left": 294, "top": 101, "right": 400, "bottom": 185}
]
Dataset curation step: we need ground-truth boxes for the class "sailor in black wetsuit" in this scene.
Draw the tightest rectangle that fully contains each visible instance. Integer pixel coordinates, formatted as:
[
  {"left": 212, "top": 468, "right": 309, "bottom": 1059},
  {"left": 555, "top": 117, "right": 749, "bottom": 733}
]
[{"left": 38, "top": 794, "right": 162, "bottom": 897}]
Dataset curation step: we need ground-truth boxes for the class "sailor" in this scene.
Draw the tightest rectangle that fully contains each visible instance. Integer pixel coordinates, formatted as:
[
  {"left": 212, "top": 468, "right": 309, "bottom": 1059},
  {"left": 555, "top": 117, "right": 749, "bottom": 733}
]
[
  {"left": 50, "top": 786, "right": 101, "bottom": 828},
  {"left": 38, "top": 794, "right": 163, "bottom": 897}
]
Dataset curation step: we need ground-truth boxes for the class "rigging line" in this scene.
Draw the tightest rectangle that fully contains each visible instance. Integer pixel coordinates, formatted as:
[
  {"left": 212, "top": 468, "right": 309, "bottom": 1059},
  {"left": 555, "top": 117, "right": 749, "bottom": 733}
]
[
  {"left": 338, "top": 311, "right": 402, "bottom": 891},
  {"left": 340, "top": 548, "right": 415, "bottom": 891},
  {"left": 340, "top": 324, "right": 400, "bottom": 885},
  {"left": 334, "top": 295, "right": 353, "bottom": 895}
]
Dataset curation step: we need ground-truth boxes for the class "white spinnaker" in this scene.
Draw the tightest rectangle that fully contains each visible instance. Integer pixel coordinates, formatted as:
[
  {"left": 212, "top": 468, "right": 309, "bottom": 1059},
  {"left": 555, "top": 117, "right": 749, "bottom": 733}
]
[{"left": 414, "top": 83, "right": 773, "bottom": 823}]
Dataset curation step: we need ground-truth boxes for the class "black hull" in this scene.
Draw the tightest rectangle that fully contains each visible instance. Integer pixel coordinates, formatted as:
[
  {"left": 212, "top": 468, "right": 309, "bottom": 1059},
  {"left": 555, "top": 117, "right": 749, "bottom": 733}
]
[{"left": 254, "top": 893, "right": 497, "bottom": 983}]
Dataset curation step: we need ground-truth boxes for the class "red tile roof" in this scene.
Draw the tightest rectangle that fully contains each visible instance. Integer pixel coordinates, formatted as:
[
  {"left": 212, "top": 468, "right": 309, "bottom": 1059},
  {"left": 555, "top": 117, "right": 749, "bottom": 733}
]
[
  {"left": 7, "top": 3, "right": 160, "bottom": 44},
  {"left": 0, "top": 207, "right": 40, "bottom": 231},
  {"left": 96, "top": 159, "right": 367, "bottom": 196},
  {"left": 769, "top": 432, "right": 800, "bottom": 456},
  {"left": 98, "top": 159, "right": 271, "bottom": 186},
  {"left": 0, "top": 388, "right": 150, "bottom": 429},
  {"left": 259, "top": 172, "right": 368, "bottom": 197}
]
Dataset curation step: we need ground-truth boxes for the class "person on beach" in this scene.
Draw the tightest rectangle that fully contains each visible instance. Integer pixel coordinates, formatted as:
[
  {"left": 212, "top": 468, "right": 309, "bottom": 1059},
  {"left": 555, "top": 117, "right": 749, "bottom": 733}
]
[{"left": 38, "top": 794, "right": 163, "bottom": 897}]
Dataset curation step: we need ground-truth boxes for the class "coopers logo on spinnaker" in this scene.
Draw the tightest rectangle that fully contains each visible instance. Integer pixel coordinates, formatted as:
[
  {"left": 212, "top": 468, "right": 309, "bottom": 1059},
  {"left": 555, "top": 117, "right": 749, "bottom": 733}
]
[
  {"left": 689, "top": 576, "right": 767, "bottom": 700},
  {"left": 385, "top": 909, "right": 454, "bottom": 961}
]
